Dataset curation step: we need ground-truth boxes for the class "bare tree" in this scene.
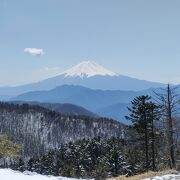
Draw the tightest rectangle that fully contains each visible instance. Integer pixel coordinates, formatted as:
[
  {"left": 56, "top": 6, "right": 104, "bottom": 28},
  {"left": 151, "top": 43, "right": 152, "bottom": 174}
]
[{"left": 154, "top": 84, "right": 180, "bottom": 169}]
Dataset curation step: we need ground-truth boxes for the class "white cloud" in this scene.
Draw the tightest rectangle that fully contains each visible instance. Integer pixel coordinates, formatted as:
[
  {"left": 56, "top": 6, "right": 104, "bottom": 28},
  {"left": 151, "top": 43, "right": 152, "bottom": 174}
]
[
  {"left": 37, "top": 67, "right": 62, "bottom": 79},
  {"left": 38, "top": 67, "right": 61, "bottom": 72},
  {"left": 24, "top": 48, "right": 45, "bottom": 56},
  {"left": 43, "top": 67, "right": 60, "bottom": 71}
]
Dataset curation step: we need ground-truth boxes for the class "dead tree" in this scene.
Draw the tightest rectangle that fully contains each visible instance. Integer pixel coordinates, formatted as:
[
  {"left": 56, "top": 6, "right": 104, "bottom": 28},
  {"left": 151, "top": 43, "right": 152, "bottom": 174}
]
[{"left": 154, "top": 84, "right": 180, "bottom": 169}]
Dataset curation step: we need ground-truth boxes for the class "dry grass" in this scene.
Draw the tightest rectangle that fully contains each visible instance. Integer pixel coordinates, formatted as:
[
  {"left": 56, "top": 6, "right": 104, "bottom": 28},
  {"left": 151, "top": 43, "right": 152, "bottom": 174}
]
[{"left": 107, "top": 169, "right": 177, "bottom": 180}]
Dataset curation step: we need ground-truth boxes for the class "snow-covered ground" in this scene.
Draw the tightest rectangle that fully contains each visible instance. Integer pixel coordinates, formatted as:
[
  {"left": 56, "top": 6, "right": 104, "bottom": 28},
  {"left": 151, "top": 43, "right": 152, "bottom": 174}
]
[
  {"left": 1, "top": 168, "right": 179, "bottom": 180},
  {"left": 144, "top": 173, "right": 180, "bottom": 180},
  {"left": 0, "top": 169, "right": 84, "bottom": 180}
]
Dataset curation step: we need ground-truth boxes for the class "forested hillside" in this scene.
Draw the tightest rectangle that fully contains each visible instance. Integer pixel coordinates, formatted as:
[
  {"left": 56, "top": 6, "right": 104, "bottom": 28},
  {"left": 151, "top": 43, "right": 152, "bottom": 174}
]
[
  {"left": 12, "top": 101, "right": 98, "bottom": 118},
  {"left": 0, "top": 103, "right": 125, "bottom": 159}
]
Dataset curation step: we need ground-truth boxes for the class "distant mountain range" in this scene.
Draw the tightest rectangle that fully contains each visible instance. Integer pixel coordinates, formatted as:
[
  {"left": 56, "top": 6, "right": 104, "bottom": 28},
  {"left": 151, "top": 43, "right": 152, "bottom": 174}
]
[
  {"left": 96, "top": 102, "right": 131, "bottom": 123},
  {"left": 13, "top": 101, "right": 98, "bottom": 118},
  {"left": 0, "top": 61, "right": 165, "bottom": 99},
  {"left": 12, "top": 85, "right": 140, "bottom": 108},
  {"left": 12, "top": 85, "right": 155, "bottom": 124}
]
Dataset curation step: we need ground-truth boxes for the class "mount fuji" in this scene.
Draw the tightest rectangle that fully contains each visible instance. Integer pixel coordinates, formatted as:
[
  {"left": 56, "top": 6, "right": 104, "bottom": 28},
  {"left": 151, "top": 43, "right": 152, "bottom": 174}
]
[
  {"left": 60, "top": 61, "right": 118, "bottom": 78},
  {"left": 0, "top": 61, "right": 164, "bottom": 99}
]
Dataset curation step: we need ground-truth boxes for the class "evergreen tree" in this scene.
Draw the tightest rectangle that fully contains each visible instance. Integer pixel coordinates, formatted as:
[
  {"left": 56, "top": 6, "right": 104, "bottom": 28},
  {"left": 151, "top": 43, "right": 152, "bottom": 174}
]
[
  {"left": 105, "top": 137, "right": 131, "bottom": 177},
  {"left": 147, "top": 102, "right": 161, "bottom": 171},
  {"left": 126, "top": 95, "right": 153, "bottom": 171}
]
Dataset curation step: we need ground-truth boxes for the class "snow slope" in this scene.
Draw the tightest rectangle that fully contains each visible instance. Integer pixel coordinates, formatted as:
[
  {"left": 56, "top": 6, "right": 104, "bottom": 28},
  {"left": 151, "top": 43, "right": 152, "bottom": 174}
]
[
  {"left": 144, "top": 173, "right": 180, "bottom": 180},
  {"left": 60, "top": 61, "right": 118, "bottom": 79},
  {"left": 0, "top": 169, "right": 86, "bottom": 180}
]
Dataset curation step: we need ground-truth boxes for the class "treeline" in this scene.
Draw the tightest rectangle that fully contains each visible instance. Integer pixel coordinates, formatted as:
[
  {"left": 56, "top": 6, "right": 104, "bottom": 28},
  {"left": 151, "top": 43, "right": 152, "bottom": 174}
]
[
  {"left": 10, "top": 126, "right": 169, "bottom": 179},
  {"left": 3, "top": 101, "right": 118, "bottom": 123},
  {"left": 13, "top": 137, "right": 145, "bottom": 179}
]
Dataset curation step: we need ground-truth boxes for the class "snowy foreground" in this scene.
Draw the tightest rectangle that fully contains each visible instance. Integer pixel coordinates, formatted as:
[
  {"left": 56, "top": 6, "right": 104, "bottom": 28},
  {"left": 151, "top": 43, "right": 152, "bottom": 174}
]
[
  {"left": 144, "top": 173, "right": 180, "bottom": 180},
  {"left": 0, "top": 169, "right": 87, "bottom": 180},
  {"left": 0, "top": 169, "right": 179, "bottom": 180}
]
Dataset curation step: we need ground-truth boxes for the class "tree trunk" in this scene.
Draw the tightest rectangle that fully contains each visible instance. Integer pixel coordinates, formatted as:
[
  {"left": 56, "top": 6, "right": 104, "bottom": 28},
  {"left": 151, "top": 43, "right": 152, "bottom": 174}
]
[
  {"left": 145, "top": 126, "right": 149, "bottom": 171},
  {"left": 167, "top": 84, "right": 175, "bottom": 169},
  {"left": 151, "top": 114, "right": 156, "bottom": 171}
]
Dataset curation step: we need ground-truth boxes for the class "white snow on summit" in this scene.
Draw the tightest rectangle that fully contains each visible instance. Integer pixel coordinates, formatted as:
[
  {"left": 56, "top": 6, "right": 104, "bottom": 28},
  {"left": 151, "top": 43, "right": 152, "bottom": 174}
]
[{"left": 60, "top": 61, "right": 119, "bottom": 79}]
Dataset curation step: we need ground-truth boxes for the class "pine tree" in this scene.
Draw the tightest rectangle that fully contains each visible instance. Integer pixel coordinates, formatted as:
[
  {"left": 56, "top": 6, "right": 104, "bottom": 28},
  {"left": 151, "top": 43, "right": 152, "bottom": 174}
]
[
  {"left": 126, "top": 95, "right": 152, "bottom": 172},
  {"left": 105, "top": 137, "right": 131, "bottom": 177},
  {"left": 147, "top": 102, "right": 161, "bottom": 171}
]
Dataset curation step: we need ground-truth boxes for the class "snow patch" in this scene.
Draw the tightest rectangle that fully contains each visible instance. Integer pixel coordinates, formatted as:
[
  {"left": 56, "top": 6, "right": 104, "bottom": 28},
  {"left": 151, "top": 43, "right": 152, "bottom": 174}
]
[
  {"left": 60, "top": 61, "right": 119, "bottom": 79},
  {"left": 144, "top": 173, "right": 180, "bottom": 180},
  {"left": 0, "top": 169, "right": 87, "bottom": 180}
]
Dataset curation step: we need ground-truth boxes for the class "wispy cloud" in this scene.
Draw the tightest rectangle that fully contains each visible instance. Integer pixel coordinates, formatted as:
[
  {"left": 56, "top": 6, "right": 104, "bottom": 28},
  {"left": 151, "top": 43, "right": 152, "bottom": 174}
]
[
  {"left": 24, "top": 48, "right": 45, "bottom": 57},
  {"left": 39, "top": 67, "right": 61, "bottom": 72},
  {"left": 41, "top": 67, "right": 60, "bottom": 71}
]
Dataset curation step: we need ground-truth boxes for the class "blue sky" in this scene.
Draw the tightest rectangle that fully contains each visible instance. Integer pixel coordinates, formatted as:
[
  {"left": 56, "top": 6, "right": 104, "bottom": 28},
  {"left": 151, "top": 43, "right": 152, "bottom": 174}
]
[{"left": 0, "top": 0, "right": 180, "bottom": 85}]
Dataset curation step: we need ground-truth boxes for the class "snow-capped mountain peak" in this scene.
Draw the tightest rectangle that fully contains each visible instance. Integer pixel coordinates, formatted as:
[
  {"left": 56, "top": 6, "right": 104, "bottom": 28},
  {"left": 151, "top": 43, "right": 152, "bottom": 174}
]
[{"left": 60, "top": 61, "right": 119, "bottom": 79}]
